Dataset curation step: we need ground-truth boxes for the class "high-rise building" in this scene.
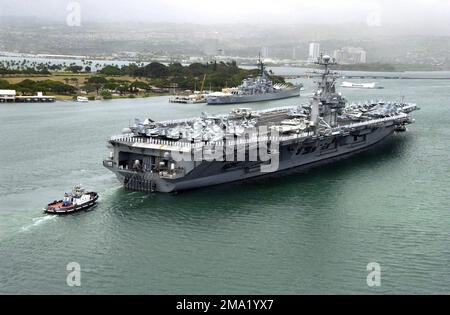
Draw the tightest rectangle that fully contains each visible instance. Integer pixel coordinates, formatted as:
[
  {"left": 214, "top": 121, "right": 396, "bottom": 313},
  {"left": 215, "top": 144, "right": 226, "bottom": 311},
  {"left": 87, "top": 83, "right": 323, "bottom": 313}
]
[
  {"left": 261, "top": 47, "right": 270, "bottom": 59},
  {"left": 359, "top": 50, "right": 367, "bottom": 63},
  {"left": 292, "top": 47, "right": 303, "bottom": 60},
  {"left": 308, "top": 42, "right": 320, "bottom": 63}
]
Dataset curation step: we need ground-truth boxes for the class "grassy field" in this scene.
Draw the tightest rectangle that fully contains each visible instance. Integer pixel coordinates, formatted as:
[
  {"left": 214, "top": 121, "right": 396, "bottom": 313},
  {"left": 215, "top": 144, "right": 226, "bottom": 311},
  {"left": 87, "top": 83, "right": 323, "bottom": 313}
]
[{"left": 0, "top": 72, "right": 166, "bottom": 101}]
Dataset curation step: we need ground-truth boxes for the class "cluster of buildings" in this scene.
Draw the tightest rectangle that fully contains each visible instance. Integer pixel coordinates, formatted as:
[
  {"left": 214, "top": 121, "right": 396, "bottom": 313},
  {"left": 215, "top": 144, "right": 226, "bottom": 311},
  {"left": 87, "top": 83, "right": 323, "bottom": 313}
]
[
  {"left": 258, "top": 43, "right": 367, "bottom": 65},
  {"left": 308, "top": 43, "right": 367, "bottom": 64},
  {"left": 333, "top": 47, "right": 367, "bottom": 64}
]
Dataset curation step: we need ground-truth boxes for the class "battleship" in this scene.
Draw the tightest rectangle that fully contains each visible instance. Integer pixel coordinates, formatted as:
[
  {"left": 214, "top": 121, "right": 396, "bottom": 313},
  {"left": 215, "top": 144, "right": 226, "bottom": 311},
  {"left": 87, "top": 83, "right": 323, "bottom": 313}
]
[
  {"left": 103, "top": 54, "right": 419, "bottom": 193},
  {"left": 206, "top": 58, "right": 302, "bottom": 105}
]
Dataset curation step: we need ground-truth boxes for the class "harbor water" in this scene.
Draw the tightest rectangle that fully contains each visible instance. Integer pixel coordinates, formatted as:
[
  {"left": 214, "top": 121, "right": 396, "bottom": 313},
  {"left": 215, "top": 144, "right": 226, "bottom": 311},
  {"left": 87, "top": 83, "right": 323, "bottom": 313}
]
[{"left": 0, "top": 72, "right": 449, "bottom": 294}]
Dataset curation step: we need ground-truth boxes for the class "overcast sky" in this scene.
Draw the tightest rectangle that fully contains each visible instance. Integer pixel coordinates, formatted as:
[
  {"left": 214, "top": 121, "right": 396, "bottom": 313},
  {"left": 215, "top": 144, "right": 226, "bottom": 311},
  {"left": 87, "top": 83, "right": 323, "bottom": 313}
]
[{"left": 1, "top": 0, "right": 449, "bottom": 33}]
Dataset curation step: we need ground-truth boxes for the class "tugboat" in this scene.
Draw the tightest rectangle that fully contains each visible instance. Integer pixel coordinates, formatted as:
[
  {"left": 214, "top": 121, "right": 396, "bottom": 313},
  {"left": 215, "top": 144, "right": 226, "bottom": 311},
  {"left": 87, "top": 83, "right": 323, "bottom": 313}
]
[{"left": 44, "top": 185, "right": 98, "bottom": 215}]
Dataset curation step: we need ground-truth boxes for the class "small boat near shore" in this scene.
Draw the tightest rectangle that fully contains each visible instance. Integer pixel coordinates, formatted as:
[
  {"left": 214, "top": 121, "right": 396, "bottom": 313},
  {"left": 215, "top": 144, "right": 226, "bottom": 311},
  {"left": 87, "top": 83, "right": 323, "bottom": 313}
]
[
  {"left": 169, "top": 92, "right": 207, "bottom": 104},
  {"left": 44, "top": 185, "right": 98, "bottom": 215},
  {"left": 76, "top": 96, "right": 89, "bottom": 103}
]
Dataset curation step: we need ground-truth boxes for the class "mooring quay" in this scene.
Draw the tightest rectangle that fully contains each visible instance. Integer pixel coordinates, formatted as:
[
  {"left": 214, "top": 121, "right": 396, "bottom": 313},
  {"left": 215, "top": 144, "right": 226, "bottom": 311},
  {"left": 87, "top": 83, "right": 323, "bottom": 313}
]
[{"left": 0, "top": 90, "right": 55, "bottom": 103}]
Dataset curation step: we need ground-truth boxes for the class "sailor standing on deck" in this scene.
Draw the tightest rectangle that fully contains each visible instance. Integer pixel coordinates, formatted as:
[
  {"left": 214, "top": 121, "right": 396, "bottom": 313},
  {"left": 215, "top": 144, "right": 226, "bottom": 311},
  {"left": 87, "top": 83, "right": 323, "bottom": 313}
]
[{"left": 63, "top": 193, "right": 72, "bottom": 206}]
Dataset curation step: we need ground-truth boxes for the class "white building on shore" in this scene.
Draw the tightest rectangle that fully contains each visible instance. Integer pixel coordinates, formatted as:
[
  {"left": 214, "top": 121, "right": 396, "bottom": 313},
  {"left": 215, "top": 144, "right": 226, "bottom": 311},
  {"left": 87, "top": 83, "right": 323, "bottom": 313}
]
[{"left": 0, "top": 90, "right": 16, "bottom": 102}]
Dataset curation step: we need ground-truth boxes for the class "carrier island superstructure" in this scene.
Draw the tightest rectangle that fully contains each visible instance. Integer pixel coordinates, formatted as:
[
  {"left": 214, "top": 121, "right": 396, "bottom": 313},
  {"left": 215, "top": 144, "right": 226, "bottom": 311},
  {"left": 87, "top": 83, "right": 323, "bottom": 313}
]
[{"left": 103, "top": 55, "right": 419, "bottom": 193}]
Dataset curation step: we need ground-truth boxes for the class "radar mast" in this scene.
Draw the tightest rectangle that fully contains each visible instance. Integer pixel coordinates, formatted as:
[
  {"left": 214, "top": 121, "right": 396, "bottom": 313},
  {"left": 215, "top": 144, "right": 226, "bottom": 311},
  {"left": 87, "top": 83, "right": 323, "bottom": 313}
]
[{"left": 309, "top": 53, "right": 346, "bottom": 129}]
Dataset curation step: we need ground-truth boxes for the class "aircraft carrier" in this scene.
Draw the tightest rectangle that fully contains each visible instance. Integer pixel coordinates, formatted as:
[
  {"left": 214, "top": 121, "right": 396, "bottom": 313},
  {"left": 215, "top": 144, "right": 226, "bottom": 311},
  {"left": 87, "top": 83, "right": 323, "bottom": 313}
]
[
  {"left": 206, "top": 58, "right": 301, "bottom": 105},
  {"left": 103, "top": 55, "right": 419, "bottom": 193}
]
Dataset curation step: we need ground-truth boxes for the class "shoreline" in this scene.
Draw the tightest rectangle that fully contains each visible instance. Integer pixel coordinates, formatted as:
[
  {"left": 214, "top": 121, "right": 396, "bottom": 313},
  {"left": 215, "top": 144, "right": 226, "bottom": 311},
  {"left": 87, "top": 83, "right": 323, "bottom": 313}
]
[
  {"left": 0, "top": 72, "right": 172, "bottom": 102},
  {"left": 51, "top": 93, "right": 171, "bottom": 102},
  {"left": 3, "top": 66, "right": 450, "bottom": 103}
]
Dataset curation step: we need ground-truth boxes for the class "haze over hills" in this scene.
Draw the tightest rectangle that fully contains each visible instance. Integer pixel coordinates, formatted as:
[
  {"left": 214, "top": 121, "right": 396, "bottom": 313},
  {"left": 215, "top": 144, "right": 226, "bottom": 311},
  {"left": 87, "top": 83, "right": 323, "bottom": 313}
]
[
  {"left": 2, "top": 0, "right": 450, "bottom": 33},
  {"left": 0, "top": 17, "right": 449, "bottom": 68},
  {"left": 1, "top": 0, "right": 450, "bottom": 68}
]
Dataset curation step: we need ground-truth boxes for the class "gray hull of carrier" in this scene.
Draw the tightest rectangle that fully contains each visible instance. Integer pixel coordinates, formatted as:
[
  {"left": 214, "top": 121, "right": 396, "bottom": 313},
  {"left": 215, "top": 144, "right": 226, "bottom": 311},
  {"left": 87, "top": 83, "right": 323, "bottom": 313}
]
[{"left": 103, "top": 54, "right": 419, "bottom": 193}]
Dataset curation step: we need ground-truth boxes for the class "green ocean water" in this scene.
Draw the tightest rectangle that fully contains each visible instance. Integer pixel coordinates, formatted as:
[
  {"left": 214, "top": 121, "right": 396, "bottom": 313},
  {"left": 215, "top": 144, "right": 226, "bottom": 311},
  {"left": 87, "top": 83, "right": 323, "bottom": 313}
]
[{"left": 0, "top": 74, "right": 449, "bottom": 294}]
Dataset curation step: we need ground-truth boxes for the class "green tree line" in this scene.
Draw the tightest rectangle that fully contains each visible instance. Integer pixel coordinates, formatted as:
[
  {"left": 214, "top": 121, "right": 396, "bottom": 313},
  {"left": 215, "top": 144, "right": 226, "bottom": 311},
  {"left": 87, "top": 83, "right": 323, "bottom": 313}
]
[
  {"left": 0, "top": 79, "right": 75, "bottom": 95},
  {"left": 0, "top": 61, "right": 287, "bottom": 96},
  {"left": 99, "top": 61, "right": 286, "bottom": 90}
]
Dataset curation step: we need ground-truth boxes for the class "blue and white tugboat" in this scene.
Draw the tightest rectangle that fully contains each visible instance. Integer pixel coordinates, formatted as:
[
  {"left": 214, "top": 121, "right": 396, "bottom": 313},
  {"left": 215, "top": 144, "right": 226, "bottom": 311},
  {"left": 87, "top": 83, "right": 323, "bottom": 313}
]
[{"left": 44, "top": 185, "right": 98, "bottom": 215}]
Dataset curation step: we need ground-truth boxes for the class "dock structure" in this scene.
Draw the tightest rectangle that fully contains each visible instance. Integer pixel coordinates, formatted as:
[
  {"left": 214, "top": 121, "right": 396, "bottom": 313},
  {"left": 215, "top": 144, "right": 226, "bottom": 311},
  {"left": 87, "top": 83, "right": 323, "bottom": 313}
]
[
  {"left": 0, "top": 90, "right": 16, "bottom": 102},
  {"left": 14, "top": 95, "right": 56, "bottom": 103},
  {"left": 0, "top": 90, "right": 55, "bottom": 103}
]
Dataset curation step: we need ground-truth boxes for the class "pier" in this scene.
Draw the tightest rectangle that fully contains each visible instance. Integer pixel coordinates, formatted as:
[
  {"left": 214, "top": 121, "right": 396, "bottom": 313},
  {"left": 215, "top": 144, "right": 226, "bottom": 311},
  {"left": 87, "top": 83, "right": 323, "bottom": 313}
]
[{"left": 0, "top": 90, "right": 55, "bottom": 103}]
